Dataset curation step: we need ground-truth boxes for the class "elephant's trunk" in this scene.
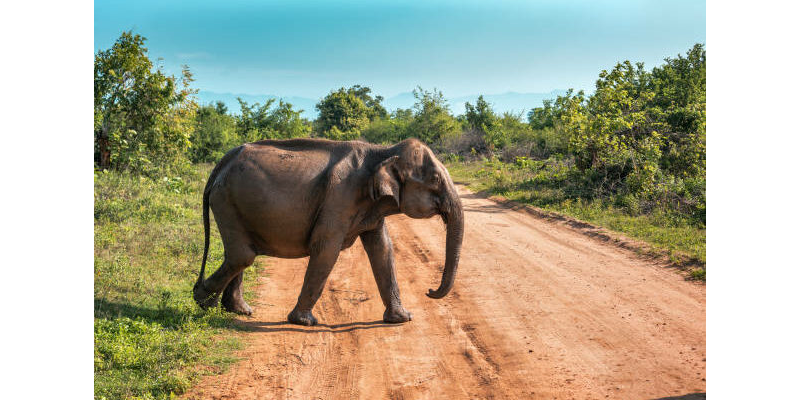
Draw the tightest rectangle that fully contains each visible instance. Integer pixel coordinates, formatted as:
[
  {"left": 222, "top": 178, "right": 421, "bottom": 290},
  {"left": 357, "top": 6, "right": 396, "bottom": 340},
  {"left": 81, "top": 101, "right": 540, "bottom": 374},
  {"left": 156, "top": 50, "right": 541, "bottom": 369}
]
[{"left": 427, "top": 184, "right": 464, "bottom": 299}]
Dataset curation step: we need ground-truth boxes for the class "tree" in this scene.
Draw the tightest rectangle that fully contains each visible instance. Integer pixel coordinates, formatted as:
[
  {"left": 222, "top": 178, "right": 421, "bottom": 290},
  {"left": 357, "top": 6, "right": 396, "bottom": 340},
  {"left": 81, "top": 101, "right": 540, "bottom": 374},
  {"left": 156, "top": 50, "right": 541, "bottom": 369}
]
[
  {"left": 94, "top": 31, "right": 196, "bottom": 173},
  {"left": 464, "top": 95, "right": 497, "bottom": 135},
  {"left": 236, "top": 98, "right": 311, "bottom": 142},
  {"left": 347, "top": 85, "right": 388, "bottom": 121},
  {"left": 561, "top": 62, "right": 663, "bottom": 196},
  {"left": 269, "top": 100, "right": 313, "bottom": 139},
  {"left": 649, "top": 44, "right": 706, "bottom": 177},
  {"left": 213, "top": 101, "right": 228, "bottom": 116},
  {"left": 236, "top": 97, "right": 275, "bottom": 141},
  {"left": 408, "top": 87, "right": 459, "bottom": 145},
  {"left": 189, "top": 104, "right": 238, "bottom": 162},
  {"left": 485, "top": 112, "right": 534, "bottom": 151},
  {"left": 392, "top": 108, "right": 413, "bottom": 121},
  {"left": 314, "top": 88, "right": 370, "bottom": 140},
  {"left": 528, "top": 99, "right": 562, "bottom": 130}
]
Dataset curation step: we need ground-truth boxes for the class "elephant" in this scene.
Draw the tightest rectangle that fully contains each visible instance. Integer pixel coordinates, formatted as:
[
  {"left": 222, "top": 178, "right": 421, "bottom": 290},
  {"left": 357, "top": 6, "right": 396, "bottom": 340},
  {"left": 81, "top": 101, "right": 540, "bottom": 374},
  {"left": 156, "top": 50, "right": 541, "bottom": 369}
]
[{"left": 192, "top": 138, "right": 464, "bottom": 326}]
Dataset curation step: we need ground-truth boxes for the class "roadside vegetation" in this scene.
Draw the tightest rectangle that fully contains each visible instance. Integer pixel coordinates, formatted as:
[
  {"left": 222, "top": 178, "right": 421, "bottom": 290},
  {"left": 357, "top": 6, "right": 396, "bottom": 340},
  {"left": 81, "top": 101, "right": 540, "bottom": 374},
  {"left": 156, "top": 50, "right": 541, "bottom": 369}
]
[
  {"left": 94, "top": 165, "right": 262, "bottom": 399},
  {"left": 446, "top": 161, "right": 705, "bottom": 273},
  {"left": 94, "top": 30, "right": 705, "bottom": 398},
  {"left": 441, "top": 46, "right": 707, "bottom": 278}
]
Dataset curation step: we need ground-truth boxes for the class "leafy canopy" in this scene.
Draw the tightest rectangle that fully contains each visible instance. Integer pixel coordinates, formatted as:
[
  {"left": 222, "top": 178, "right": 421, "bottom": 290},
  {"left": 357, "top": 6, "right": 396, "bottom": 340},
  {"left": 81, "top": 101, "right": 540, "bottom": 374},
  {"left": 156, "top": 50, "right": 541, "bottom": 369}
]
[
  {"left": 94, "top": 31, "right": 197, "bottom": 174},
  {"left": 314, "top": 85, "right": 387, "bottom": 140},
  {"left": 237, "top": 98, "right": 311, "bottom": 142}
]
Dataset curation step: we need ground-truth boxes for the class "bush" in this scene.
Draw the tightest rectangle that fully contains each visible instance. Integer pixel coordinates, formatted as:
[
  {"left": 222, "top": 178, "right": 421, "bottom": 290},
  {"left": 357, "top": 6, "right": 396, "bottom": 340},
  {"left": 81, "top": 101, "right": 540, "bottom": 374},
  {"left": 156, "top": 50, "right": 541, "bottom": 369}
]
[
  {"left": 439, "top": 129, "right": 490, "bottom": 160},
  {"left": 408, "top": 87, "right": 461, "bottom": 146},
  {"left": 361, "top": 117, "right": 411, "bottom": 144},
  {"left": 189, "top": 104, "right": 239, "bottom": 163},
  {"left": 322, "top": 126, "right": 361, "bottom": 141}
]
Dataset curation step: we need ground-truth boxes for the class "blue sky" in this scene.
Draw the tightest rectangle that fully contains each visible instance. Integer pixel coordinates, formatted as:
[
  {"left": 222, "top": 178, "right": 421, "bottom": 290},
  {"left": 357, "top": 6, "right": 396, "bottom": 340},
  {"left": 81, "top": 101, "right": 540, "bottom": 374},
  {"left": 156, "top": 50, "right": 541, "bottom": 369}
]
[{"left": 94, "top": 0, "right": 705, "bottom": 99}]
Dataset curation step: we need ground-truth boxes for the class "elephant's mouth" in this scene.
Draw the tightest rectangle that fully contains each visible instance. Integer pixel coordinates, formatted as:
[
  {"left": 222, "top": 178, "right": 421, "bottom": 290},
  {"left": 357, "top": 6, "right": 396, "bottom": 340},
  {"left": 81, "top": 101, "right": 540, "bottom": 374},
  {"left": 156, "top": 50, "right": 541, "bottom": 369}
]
[{"left": 402, "top": 205, "right": 438, "bottom": 219}]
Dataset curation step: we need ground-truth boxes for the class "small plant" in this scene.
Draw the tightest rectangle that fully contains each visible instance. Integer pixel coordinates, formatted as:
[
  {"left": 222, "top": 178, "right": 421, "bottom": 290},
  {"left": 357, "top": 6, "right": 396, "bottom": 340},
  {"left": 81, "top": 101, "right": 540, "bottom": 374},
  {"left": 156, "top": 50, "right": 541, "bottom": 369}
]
[
  {"left": 689, "top": 268, "right": 706, "bottom": 281},
  {"left": 161, "top": 176, "right": 187, "bottom": 194}
]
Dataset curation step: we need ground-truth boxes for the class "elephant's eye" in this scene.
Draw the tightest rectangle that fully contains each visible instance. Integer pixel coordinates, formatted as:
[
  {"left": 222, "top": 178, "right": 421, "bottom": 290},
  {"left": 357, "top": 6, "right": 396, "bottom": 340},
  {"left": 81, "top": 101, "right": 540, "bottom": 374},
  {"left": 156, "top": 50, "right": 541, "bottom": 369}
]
[{"left": 431, "top": 175, "right": 441, "bottom": 185}]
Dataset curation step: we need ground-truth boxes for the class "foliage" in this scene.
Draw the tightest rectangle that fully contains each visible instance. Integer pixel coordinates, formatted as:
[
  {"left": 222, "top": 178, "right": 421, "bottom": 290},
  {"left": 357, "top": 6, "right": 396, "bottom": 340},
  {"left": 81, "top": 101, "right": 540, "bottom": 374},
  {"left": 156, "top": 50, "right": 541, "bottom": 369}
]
[
  {"left": 408, "top": 87, "right": 460, "bottom": 146},
  {"left": 447, "top": 44, "right": 708, "bottom": 225},
  {"left": 464, "top": 95, "right": 497, "bottom": 136},
  {"left": 314, "top": 85, "right": 387, "bottom": 140},
  {"left": 94, "top": 165, "right": 262, "bottom": 399},
  {"left": 649, "top": 43, "right": 706, "bottom": 177},
  {"left": 347, "top": 84, "right": 389, "bottom": 121},
  {"left": 189, "top": 97, "right": 312, "bottom": 164},
  {"left": 189, "top": 103, "right": 239, "bottom": 163},
  {"left": 323, "top": 125, "right": 362, "bottom": 141},
  {"left": 236, "top": 98, "right": 311, "bottom": 142},
  {"left": 361, "top": 110, "right": 413, "bottom": 144},
  {"left": 441, "top": 44, "right": 706, "bottom": 272},
  {"left": 557, "top": 45, "right": 706, "bottom": 206},
  {"left": 527, "top": 98, "right": 562, "bottom": 130},
  {"left": 446, "top": 160, "right": 706, "bottom": 270},
  {"left": 484, "top": 112, "right": 533, "bottom": 153},
  {"left": 94, "top": 31, "right": 197, "bottom": 175},
  {"left": 314, "top": 89, "right": 369, "bottom": 139}
]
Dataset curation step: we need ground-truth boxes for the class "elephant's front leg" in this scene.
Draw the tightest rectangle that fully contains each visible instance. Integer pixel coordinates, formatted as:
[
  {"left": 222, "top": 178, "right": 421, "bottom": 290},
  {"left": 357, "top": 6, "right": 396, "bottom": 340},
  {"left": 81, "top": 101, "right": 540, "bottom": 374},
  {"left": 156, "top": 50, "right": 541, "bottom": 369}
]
[
  {"left": 288, "top": 238, "right": 343, "bottom": 326},
  {"left": 360, "top": 221, "right": 412, "bottom": 323}
]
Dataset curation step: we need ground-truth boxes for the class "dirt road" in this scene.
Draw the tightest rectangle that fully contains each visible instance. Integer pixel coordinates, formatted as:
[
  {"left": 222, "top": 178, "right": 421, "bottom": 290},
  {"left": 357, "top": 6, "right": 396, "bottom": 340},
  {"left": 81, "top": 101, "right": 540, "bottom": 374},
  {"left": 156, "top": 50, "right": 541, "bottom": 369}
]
[{"left": 185, "top": 185, "right": 706, "bottom": 400}]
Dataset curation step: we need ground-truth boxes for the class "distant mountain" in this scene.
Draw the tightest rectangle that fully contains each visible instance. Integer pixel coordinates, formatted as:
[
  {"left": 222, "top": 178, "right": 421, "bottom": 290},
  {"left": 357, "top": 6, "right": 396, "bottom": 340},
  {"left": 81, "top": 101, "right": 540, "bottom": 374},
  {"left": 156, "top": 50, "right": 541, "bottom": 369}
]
[{"left": 197, "top": 89, "right": 566, "bottom": 120}]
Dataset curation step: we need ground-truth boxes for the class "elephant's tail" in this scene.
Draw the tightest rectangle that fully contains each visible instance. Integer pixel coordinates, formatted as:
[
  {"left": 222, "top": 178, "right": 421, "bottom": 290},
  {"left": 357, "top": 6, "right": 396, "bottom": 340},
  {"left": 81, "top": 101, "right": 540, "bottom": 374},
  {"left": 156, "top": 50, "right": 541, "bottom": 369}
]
[
  {"left": 196, "top": 146, "right": 242, "bottom": 288},
  {"left": 196, "top": 169, "right": 214, "bottom": 289},
  {"left": 198, "top": 182, "right": 211, "bottom": 287}
]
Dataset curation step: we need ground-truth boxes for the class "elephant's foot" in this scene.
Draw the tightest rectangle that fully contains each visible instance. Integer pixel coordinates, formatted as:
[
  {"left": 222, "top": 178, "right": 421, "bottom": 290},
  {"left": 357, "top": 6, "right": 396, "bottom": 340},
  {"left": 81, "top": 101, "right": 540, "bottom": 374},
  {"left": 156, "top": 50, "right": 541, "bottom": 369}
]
[
  {"left": 222, "top": 297, "right": 253, "bottom": 316},
  {"left": 193, "top": 282, "right": 220, "bottom": 310},
  {"left": 288, "top": 308, "right": 318, "bottom": 326},
  {"left": 383, "top": 306, "right": 412, "bottom": 323}
]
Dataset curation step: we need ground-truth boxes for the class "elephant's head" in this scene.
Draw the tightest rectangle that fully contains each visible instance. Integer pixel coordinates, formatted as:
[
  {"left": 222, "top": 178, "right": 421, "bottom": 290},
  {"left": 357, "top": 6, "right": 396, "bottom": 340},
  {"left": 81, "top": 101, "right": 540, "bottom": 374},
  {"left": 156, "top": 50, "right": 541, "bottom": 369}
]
[{"left": 369, "top": 139, "right": 464, "bottom": 299}]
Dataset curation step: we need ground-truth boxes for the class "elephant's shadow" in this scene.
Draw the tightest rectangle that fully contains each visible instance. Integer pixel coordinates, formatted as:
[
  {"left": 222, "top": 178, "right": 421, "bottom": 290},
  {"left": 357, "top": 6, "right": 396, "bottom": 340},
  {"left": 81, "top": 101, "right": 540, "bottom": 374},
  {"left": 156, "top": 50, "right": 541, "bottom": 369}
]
[
  {"left": 94, "top": 297, "right": 250, "bottom": 331},
  {"left": 240, "top": 320, "right": 400, "bottom": 334},
  {"left": 94, "top": 298, "right": 401, "bottom": 334}
]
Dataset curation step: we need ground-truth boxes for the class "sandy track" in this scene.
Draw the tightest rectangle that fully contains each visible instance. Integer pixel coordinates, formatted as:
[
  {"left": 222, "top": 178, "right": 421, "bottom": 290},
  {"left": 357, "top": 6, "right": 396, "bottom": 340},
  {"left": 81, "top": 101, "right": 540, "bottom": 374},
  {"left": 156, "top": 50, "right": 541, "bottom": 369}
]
[{"left": 184, "top": 185, "right": 705, "bottom": 400}]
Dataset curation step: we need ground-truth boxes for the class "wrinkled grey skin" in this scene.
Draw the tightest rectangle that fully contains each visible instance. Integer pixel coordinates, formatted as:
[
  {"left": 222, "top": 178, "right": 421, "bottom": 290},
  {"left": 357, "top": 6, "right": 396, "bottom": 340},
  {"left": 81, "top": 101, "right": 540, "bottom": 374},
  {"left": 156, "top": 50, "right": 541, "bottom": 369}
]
[{"left": 193, "top": 138, "right": 464, "bottom": 326}]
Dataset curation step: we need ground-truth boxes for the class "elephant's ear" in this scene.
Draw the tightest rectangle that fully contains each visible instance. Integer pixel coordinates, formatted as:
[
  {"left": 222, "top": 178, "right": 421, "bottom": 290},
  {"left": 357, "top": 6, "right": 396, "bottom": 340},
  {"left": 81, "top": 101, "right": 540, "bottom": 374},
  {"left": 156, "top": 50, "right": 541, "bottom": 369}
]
[{"left": 370, "top": 155, "right": 401, "bottom": 205}]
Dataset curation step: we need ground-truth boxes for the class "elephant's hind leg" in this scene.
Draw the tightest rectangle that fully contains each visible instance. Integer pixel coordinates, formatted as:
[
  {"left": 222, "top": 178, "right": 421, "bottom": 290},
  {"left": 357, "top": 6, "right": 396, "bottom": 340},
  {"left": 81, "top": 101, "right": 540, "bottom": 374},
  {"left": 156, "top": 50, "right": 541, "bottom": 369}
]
[
  {"left": 197, "top": 197, "right": 257, "bottom": 313},
  {"left": 199, "top": 247, "right": 255, "bottom": 311},
  {"left": 195, "top": 192, "right": 256, "bottom": 315},
  {"left": 222, "top": 271, "right": 253, "bottom": 315}
]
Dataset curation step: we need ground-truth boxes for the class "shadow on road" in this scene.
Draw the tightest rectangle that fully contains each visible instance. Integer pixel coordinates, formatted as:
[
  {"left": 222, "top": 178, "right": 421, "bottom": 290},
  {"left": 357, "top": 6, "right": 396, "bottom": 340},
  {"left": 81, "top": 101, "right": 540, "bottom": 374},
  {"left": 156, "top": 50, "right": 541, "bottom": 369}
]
[
  {"left": 462, "top": 203, "right": 507, "bottom": 214},
  {"left": 241, "top": 319, "right": 402, "bottom": 334},
  {"left": 652, "top": 393, "right": 706, "bottom": 400}
]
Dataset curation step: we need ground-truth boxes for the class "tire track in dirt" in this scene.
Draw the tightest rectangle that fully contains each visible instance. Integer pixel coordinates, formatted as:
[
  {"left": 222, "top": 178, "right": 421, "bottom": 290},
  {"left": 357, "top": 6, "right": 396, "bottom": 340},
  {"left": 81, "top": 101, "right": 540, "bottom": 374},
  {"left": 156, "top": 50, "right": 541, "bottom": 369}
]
[{"left": 184, "top": 185, "right": 705, "bottom": 399}]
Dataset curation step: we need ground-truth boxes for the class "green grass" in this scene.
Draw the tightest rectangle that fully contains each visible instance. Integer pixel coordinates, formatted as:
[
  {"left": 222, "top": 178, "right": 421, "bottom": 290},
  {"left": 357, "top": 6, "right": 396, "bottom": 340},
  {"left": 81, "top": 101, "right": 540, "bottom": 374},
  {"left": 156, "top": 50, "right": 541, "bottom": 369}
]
[
  {"left": 446, "top": 160, "right": 706, "bottom": 275},
  {"left": 94, "top": 164, "right": 262, "bottom": 399}
]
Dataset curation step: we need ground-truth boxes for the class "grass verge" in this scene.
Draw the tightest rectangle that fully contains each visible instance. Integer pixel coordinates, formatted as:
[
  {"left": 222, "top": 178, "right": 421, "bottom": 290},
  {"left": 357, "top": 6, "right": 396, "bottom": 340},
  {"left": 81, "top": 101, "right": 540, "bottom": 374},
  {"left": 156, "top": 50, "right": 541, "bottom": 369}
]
[
  {"left": 94, "top": 164, "right": 262, "bottom": 399},
  {"left": 446, "top": 160, "right": 705, "bottom": 280}
]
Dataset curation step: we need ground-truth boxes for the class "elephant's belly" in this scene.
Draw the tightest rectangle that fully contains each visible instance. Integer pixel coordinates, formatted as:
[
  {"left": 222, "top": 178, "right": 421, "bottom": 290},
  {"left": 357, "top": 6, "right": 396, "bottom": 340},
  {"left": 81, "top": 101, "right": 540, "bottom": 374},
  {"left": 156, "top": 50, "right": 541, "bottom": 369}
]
[{"left": 244, "top": 212, "right": 313, "bottom": 258}]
